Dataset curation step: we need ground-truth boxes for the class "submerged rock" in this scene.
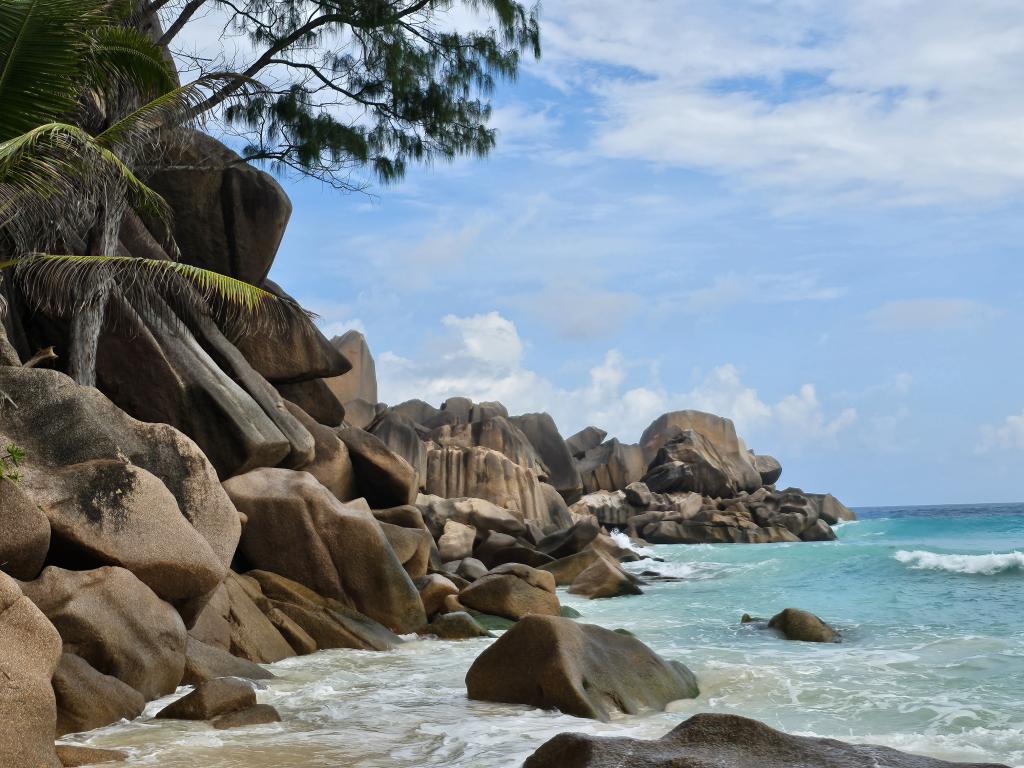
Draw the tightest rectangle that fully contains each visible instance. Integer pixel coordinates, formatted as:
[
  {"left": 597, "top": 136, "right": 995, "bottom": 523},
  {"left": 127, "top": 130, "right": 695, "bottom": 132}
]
[
  {"left": 769, "top": 608, "right": 840, "bottom": 643},
  {"left": 466, "top": 615, "right": 698, "bottom": 721},
  {"left": 54, "top": 745, "right": 127, "bottom": 767},
  {"left": 522, "top": 712, "right": 1010, "bottom": 768},
  {"left": 427, "top": 611, "right": 493, "bottom": 640}
]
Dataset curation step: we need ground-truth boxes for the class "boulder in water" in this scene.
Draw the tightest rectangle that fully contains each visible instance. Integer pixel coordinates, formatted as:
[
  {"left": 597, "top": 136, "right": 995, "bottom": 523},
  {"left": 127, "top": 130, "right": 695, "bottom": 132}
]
[
  {"left": 769, "top": 608, "right": 840, "bottom": 643},
  {"left": 521, "top": 712, "right": 1009, "bottom": 768},
  {"left": 466, "top": 615, "right": 698, "bottom": 721}
]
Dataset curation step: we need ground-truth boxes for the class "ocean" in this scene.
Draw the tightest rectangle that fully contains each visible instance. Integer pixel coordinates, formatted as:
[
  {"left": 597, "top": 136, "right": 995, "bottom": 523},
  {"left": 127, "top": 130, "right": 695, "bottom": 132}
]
[{"left": 75, "top": 503, "right": 1024, "bottom": 767}]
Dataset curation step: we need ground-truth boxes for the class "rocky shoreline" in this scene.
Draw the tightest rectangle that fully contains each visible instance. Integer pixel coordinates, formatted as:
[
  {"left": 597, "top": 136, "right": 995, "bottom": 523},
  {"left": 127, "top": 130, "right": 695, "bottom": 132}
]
[{"left": 0, "top": 129, "right": 998, "bottom": 768}]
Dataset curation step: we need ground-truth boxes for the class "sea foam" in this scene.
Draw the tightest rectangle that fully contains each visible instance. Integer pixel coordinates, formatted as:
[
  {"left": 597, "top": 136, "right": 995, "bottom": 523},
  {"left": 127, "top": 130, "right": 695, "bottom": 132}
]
[{"left": 895, "top": 549, "right": 1024, "bottom": 575}]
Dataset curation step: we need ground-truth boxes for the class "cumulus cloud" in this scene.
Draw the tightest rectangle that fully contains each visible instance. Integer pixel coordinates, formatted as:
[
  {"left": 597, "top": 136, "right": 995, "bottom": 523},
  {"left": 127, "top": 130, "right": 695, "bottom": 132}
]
[
  {"left": 977, "top": 410, "right": 1024, "bottom": 453},
  {"left": 378, "top": 311, "right": 856, "bottom": 449},
  {"left": 540, "top": 0, "right": 1024, "bottom": 203},
  {"left": 867, "top": 298, "right": 1001, "bottom": 331}
]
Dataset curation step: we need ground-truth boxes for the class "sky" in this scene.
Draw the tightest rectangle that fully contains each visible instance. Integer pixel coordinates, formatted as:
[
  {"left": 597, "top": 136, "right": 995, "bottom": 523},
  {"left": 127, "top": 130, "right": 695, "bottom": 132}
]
[{"left": 179, "top": 1, "right": 1024, "bottom": 507}]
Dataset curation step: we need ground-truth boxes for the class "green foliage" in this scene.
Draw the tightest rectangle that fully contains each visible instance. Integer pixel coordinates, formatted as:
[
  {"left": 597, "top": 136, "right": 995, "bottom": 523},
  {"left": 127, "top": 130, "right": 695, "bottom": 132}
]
[
  {"left": 0, "top": 443, "right": 24, "bottom": 482},
  {"left": 183, "top": 0, "right": 542, "bottom": 189}
]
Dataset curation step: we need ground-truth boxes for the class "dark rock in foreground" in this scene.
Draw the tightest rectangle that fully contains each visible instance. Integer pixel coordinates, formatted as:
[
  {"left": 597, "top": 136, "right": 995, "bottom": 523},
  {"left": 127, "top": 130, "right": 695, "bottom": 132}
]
[
  {"left": 466, "top": 615, "right": 698, "bottom": 721},
  {"left": 522, "top": 712, "right": 1010, "bottom": 768}
]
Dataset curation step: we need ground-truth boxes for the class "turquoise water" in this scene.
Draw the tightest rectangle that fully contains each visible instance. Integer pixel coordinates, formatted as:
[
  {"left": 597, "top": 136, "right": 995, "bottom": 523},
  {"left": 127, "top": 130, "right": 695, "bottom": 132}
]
[{"left": 79, "top": 503, "right": 1024, "bottom": 767}]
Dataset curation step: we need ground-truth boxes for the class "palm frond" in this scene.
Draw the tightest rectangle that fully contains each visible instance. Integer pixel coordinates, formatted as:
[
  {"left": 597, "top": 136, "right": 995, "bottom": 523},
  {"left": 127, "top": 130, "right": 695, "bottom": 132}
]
[
  {"left": 0, "top": 0, "right": 104, "bottom": 141},
  {"left": 95, "top": 73, "right": 261, "bottom": 153},
  {"left": 84, "top": 25, "right": 177, "bottom": 99},
  {"left": 0, "top": 254, "right": 315, "bottom": 338},
  {"left": 0, "top": 122, "right": 173, "bottom": 250}
]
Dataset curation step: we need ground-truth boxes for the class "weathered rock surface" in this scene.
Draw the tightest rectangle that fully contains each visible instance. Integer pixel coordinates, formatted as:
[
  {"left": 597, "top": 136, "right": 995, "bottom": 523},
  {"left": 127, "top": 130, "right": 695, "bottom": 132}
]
[
  {"left": 0, "top": 573, "right": 62, "bottom": 767},
  {"left": 522, "top": 713, "right": 1008, "bottom": 768},
  {"left": 769, "top": 608, "right": 840, "bottom": 643},
  {"left": 577, "top": 439, "right": 646, "bottom": 493},
  {"left": 284, "top": 401, "right": 357, "bottom": 501},
  {"left": 427, "top": 611, "right": 492, "bottom": 640},
  {"left": 568, "top": 553, "right": 643, "bottom": 599},
  {"left": 566, "top": 426, "right": 607, "bottom": 459},
  {"left": 753, "top": 453, "right": 783, "bottom": 485},
  {"left": 425, "top": 445, "right": 570, "bottom": 529},
  {"left": 183, "top": 635, "right": 273, "bottom": 685},
  {"left": 0, "top": 478, "right": 50, "bottom": 580},
  {"left": 510, "top": 412, "right": 585, "bottom": 502},
  {"left": 640, "top": 411, "right": 762, "bottom": 496},
  {"left": 235, "top": 280, "right": 351, "bottom": 384},
  {"left": 427, "top": 416, "right": 545, "bottom": 476},
  {"left": 41, "top": 460, "right": 224, "bottom": 603},
  {"left": 211, "top": 703, "right": 281, "bottom": 730},
  {"left": 325, "top": 330, "right": 378, "bottom": 405},
  {"left": 438, "top": 519, "right": 477, "bottom": 562},
  {"left": 369, "top": 411, "right": 428, "bottom": 485},
  {"left": 807, "top": 492, "right": 857, "bottom": 524},
  {"left": 0, "top": 367, "right": 241, "bottom": 573},
  {"left": 416, "top": 574, "right": 461, "bottom": 617},
  {"left": 226, "top": 468, "right": 425, "bottom": 633},
  {"left": 335, "top": 425, "right": 417, "bottom": 508},
  {"left": 466, "top": 615, "right": 698, "bottom": 721},
  {"left": 276, "top": 378, "right": 347, "bottom": 427},
  {"left": 53, "top": 653, "right": 145, "bottom": 736},
  {"left": 458, "top": 564, "right": 560, "bottom": 621},
  {"left": 537, "top": 519, "right": 601, "bottom": 560},
  {"left": 54, "top": 745, "right": 127, "bottom": 767},
  {"left": 379, "top": 521, "right": 432, "bottom": 580},
  {"left": 21, "top": 566, "right": 186, "bottom": 700},
  {"left": 416, "top": 494, "right": 527, "bottom": 539},
  {"left": 156, "top": 677, "right": 255, "bottom": 721},
  {"left": 147, "top": 130, "right": 290, "bottom": 286}
]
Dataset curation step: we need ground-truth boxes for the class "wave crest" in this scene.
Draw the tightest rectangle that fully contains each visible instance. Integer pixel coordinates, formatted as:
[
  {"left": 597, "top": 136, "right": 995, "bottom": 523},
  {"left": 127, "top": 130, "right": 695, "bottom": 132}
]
[{"left": 895, "top": 549, "right": 1024, "bottom": 575}]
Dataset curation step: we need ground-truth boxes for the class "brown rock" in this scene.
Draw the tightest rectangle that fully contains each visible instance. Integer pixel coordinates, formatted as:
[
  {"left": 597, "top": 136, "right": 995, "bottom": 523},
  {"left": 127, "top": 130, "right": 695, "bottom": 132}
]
[
  {"left": 21, "top": 566, "right": 186, "bottom": 700},
  {"left": 416, "top": 495, "right": 527, "bottom": 539},
  {"left": 325, "top": 330, "right": 378, "bottom": 405},
  {"left": 211, "top": 703, "right": 281, "bottom": 730},
  {"left": 0, "top": 573, "right": 62, "bottom": 768},
  {"left": 427, "top": 611, "right": 493, "bottom": 640},
  {"left": 510, "top": 412, "right": 584, "bottom": 502},
  {"left": 537, "top": 519, "right": 601, "bottom": 559},
  {"left": 182, "top": 636, "right": 273, "bottom": 685},
  {"left": 368, "top": 411, "right": 428, "bottom": 487},
  {"left": 416, "top": 574, "right": 461, "bottom": 618},
  {"left": 276, "top": 378, "right": 346, "bottom": 427},
  {"left": 769, "top": 608, "right": 840, "bottom": 643},
  {"left": 53, "top": 653, "right": 145, "bottom": 737},
  {"left": 539, "top": 549, "right": 607, "bottom": 586},
  {"left": 55, "top": 745, "right": 127, "bottom": 767},
  {"left": 379, "top": 521, "right": 432, "bottom": 580},
  {"left": 335, "top": 426, "right": 417, "bottom": 508},
  {"left": 0, "top": 478, "right": 49, "bottom": 580},
  {"left": 522, "top": 713, "right": 1008, "bottom": 768},
  {"left": 156, "top": 677, "right": 255, "bottom": 720},
  {"left": 222, "top": 574, "right": 295, "bottom": 663},
  {"left": 458, "top": 567, "right": 560, "bottom": 621},
  {"left": 284, "top": 401, "right": 357, "bottom": 502},
  {"left": 438, "top": 520, "right": 477, "bottom": 562},
  {"left": 226, "top": 468, "right": 425, "bottom": 633},
  {"left": 577, "top": 439, "right": 646, "bottom": 493},
  {"left": 264, "top": 606, "right": 318, "bottom": 655},
  {"left": 568, "top": 554, "right": 643, "bottom": 599},
  {"left": 565, "top": 426, "right": 607, "bottom": 459},
  {"left": 466, "top": 615, "right": 698, "bottom": 721}
]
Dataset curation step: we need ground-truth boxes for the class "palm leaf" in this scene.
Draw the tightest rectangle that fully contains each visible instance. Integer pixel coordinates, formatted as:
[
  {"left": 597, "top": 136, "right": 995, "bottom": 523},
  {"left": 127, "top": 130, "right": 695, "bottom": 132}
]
[
  {"left": 0, "top": 254, "right": 315, "bottom": 338},
  {"left": 84, "top": 24, "right": 178, "bottom": 99},
  {"left": 0, "top": 0, "right": 105, "bottom": 141},
  {"left": 0, "top": 122, "right": 174, "bottom": 250}
]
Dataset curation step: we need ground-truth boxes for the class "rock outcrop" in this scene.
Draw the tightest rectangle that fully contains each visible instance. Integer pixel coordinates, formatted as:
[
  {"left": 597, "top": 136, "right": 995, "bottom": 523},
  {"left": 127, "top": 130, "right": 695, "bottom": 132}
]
[
  {"left": 325, "top": 330, "right": 378, "bottom": 405},
  {"left": 576, "top": 438, "right": 646, "bottom": 493},
  {"left": 458, "top": 564, "right": 560, "bottom": 621},
  {"left": 0, "top": 478, "right": 50, "bottom": 580},
  {"left": 466, "top": 615, "right": 698, "bottom": 721},
  {"left": 52, "top": 653, "right": 146, "bottom": 736},
  {"left": 509, "top": 412, "right": 584, "bottom": 502},
  {"left": 226, "top": 468, "right": 426, "bottom": 633},
  {"left": 522, "top": 713, "right": 1009, "bottom": 768},
  {"left": 0, "top": 573, "right": 61, "bottom": 767}
]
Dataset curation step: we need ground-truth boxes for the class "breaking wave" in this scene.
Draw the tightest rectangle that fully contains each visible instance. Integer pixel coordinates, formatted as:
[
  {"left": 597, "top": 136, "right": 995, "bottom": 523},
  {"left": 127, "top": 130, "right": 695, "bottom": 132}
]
[{"left": 895, "top": 549, "right": 1024, "bottom": 576}]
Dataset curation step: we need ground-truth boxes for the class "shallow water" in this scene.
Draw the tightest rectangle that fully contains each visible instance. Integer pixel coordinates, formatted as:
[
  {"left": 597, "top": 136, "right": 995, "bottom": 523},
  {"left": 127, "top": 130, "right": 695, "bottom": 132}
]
[{"left": 69, "top": 503, "right": 1024, "bottom": 767}]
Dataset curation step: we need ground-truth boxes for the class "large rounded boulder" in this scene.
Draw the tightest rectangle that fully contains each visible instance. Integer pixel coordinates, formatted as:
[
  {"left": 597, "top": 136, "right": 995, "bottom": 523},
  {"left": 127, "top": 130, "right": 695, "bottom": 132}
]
[
  {"left": 522, "top": 713, "right": 1010, "bottom": 768},
  {"left": 458, "top": 564, "right": 560, "bottom": 621},
  {"left": 466, "top": 615, "right": 698, "bottom": 721},
  {"left": 225, "top": 468, "right": 426, "bottom": 633},
  {"left": 20, "top": 566, "right": 187, "bottom": 700},
  {"left": 0, "top": 573, "right": 62, "bottom": 767}
]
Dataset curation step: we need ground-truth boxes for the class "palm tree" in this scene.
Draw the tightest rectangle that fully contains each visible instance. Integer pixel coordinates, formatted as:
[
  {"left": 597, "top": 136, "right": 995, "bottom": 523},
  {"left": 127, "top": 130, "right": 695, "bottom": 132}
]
[{"left": 0, "top": 0, "right": 301, "bottom": 385}]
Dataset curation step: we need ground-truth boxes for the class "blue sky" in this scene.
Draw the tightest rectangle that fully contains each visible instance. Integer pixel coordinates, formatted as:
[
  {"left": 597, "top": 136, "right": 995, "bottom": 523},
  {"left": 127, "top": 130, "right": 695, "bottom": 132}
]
[{"left": 187, "top": 2, "right": 1024, "bottom": 506}]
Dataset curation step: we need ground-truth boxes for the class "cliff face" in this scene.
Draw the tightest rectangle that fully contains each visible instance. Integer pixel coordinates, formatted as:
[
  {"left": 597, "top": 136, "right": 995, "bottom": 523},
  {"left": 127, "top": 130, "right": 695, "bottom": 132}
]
[{"left": 0, "top": 127, "right": 854, "bottom": 760}]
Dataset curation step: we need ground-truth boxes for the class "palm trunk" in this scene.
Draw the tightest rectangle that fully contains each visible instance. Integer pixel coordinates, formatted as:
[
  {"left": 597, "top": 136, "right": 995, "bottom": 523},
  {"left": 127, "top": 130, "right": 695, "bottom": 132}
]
[{"left": 69, "top": 196, "right": 122, "bottom": 386}]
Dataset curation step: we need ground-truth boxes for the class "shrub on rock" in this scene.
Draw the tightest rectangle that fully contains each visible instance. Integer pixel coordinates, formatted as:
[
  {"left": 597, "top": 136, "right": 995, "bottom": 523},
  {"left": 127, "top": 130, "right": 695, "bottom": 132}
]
[{"left": 466, "top": 615, "right": 698, "bottom": 721}]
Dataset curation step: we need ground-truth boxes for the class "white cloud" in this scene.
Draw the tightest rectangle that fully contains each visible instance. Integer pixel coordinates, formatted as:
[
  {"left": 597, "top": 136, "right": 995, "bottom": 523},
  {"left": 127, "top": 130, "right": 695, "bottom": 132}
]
[
  {"left": 867, "top": 298, "right": 1000, "bottom": 331},
  {"left": 684, "top": 271, "right": 844, "bottom": 313},
  {"left": 378, "top": 311, "right": 856, "bottom": 450},
  {"left": 977, "top": 409, "right": 1024, "bottom": 453},
  {"left": 540, "top": 0, "right": 1024, "bottom": 203}
]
